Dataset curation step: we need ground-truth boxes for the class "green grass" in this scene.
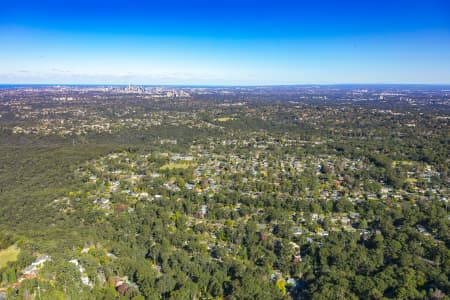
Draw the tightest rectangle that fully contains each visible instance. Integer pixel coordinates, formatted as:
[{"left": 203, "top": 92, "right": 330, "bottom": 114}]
[{"left": 0, "top": 245, "right": 20, "bottom": 268}]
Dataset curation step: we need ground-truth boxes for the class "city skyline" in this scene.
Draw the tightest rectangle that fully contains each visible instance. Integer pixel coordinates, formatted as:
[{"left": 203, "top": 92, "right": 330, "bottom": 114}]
[{"left": 1, "top": 0, "right": 450, "bottom": 85}]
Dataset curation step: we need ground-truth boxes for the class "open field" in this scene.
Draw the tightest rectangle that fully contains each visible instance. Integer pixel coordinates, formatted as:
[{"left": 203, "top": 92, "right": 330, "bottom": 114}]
[{"left": 0, "top": 245, "right": 20, "bottom": 268}]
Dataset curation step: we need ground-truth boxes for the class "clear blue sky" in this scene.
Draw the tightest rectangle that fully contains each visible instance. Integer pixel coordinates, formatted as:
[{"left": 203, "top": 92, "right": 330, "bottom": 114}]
[{"left": 1, "top": 0, "right": 449, "bottom": 85}]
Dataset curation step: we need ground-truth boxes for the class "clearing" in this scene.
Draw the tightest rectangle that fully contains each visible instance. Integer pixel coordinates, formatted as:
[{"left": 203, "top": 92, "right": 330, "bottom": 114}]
[{"left": 0, "top": 245, "right": 20, "bottom": 268}]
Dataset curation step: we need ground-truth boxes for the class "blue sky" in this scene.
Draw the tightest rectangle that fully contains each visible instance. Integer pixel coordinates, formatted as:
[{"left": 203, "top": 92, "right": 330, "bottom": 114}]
[{"left": 1, "top": 0, "right": 449, "bottom": 85}]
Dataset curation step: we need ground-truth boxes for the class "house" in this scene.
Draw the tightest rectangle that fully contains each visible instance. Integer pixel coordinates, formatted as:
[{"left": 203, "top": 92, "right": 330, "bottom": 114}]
[
  {"left": 117, "top": 283, "right": 129, "bottom": 296},
  {"left": 110, "top": 181, "right": 120, "bottom": 192},
  {"left": 137, "top": 192, "right": 149, "bottom": 200},
  {"left": 349, "top": 212, "right": 360, "bottom": 219},
  {"left": 292, "top": 255, "right": 302, "bottom": 264},
  {"left": 93, "top": 198, "right": 110, "bottom": 209},
  {"left": 69, "top": 259, "right": 91, "bottom": 286},
  {"left": 340, "top": 216, "right": 351, "bottom": 225},
  {"left": 22, "top": 273, "right": 36, "bottom": 280},
  {"left": 20, "top": 255, "right": 52, "bottom": 281},
  {"left": 201, "top": 205, "right": 208, "bottom": 215},
  {"left": 112, "top": 276, "right": 128, "bottom": 287},
  {"left": 270, "top": 271, "right": 282, "bottom": 281},
  {"left": 34, "top": 255, "right": 51, "bottom": 266},
  {"left": 185, "top": 183, "right": 195, "bottom": 190},
  {"left": 111, "top": 276, "right": 139, "bottom": 296},
  {"left": 286, "top": 278, "right": 299, "bottom": 287},
  {"left": 416, "top": 224, "right": 430, "bottom": 236},
  {"left": 292, "top": 227, "right": 303, "bottom": 235}
]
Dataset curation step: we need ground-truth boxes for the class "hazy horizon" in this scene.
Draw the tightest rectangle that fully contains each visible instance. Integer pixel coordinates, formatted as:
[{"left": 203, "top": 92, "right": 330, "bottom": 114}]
[{"left": 2, "top": 83, "right": 450, "bottom": 88}]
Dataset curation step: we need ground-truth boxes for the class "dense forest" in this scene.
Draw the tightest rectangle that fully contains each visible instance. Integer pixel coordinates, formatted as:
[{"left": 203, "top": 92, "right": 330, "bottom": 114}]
[{"left": 0, "top": 86, "right": 448, "bottom": 299}]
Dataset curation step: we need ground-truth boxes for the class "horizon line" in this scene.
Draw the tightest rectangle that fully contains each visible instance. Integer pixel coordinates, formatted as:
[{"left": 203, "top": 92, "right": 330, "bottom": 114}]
[{"left": 2, "top": 83, "right": 450, "bottom": 87}]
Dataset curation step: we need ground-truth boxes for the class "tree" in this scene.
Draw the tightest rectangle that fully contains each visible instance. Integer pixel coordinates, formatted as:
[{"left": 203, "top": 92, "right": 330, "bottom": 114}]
[{"left": 208, "top": 278, "right": 223, "bottom": 297}]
